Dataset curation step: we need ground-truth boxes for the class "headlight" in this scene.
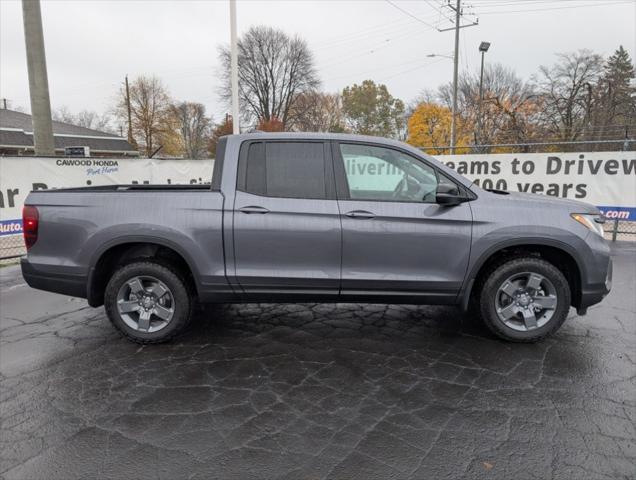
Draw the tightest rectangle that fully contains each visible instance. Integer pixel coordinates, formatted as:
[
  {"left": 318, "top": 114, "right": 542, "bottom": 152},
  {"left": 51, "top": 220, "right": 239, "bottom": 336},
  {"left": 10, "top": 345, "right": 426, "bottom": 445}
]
[{"left": 571, "top": 213, "right": 605, "bottom": 237}]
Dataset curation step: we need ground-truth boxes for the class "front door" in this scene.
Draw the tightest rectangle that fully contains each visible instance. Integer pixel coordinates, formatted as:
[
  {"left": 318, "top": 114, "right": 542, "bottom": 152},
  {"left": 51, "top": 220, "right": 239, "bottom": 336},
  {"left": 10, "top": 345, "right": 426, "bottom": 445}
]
[
  {"left": 232, "top": 140, "right": 341, "bottom": 298},
  {"left": 333, "top": 142, "right": 473, "bottom": 303}
]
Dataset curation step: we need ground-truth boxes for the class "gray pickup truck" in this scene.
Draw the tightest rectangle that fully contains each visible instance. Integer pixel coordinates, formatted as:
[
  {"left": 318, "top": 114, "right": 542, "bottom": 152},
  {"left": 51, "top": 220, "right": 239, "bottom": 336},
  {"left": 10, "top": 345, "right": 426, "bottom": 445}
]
[{"left": 21, "top": 133, "right": 612, "bottom": 343}]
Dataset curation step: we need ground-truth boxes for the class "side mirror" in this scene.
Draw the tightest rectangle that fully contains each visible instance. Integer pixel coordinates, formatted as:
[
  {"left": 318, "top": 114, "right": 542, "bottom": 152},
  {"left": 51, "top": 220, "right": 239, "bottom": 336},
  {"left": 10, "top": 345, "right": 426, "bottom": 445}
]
[{"left": 436, "top": 184, "right": 465, "bottom": 206}]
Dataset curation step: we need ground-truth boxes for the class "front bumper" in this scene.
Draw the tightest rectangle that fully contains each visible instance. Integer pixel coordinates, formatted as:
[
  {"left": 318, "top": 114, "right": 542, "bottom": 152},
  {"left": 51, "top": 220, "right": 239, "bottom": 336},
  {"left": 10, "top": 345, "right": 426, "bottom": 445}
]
[
  {"left": 577, "top": 255, "right": 612, "bottom": 314},
  {"left": 21, "top": 258, "right": 88, "bottom": 299}
]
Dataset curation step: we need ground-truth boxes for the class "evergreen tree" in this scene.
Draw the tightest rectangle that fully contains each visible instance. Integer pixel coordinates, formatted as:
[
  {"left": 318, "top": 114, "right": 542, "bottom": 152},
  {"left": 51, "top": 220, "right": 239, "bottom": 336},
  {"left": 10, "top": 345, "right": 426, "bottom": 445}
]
[{"left": 598, "top": 46, "right": 636, "bottom": 128}]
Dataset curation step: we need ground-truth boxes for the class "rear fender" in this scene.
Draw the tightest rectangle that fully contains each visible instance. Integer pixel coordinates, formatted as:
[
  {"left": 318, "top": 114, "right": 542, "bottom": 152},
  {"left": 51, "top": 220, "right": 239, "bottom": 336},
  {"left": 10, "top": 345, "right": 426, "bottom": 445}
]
[{"left": 86, "top": 230, "right": 204, "bottom": 306}]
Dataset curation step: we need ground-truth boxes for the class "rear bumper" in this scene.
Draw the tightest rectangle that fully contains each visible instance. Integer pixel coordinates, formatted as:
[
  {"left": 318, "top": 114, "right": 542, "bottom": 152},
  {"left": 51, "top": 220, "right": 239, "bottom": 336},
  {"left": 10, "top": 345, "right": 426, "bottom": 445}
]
[{"left": 21, "top": 258, "right": 88, "bottom": 299}]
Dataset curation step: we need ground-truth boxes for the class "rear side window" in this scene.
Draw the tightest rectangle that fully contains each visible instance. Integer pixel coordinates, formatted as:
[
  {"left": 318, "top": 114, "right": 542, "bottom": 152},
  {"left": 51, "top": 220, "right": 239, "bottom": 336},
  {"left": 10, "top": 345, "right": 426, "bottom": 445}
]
[{"left": 241, "top": 142, "right": 328, "bottom": 199}]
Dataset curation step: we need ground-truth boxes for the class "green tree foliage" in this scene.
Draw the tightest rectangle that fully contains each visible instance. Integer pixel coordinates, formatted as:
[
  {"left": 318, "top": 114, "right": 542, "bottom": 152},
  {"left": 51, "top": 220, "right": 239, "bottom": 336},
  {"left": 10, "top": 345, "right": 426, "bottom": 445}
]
[{"left": 341, "top": 80, "right": 405, "bottom": 138}]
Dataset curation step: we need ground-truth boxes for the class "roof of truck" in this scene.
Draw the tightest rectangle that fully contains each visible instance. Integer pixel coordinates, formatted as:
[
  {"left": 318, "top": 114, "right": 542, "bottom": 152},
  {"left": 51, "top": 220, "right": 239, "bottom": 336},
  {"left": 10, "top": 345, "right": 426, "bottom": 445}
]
[{"left": 228, "top": 131, "right": 409, "bottom": 145}]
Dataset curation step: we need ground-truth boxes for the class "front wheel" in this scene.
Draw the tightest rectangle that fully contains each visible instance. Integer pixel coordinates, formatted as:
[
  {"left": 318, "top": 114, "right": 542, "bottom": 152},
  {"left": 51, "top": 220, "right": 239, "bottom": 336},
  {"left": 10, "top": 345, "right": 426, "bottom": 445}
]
[
  {"left": 104, "top": 261, "right": 194, "bottom": 344},
  {"left": 479, "top": 257, "right": 571, "bottom": 342}
]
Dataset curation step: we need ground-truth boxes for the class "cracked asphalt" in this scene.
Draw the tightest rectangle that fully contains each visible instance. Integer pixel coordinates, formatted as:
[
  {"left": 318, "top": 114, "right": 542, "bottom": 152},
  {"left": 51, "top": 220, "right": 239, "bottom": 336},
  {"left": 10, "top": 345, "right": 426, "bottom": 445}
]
[{"left": 1, "top": 243, "right": 635, "bottom": 480}]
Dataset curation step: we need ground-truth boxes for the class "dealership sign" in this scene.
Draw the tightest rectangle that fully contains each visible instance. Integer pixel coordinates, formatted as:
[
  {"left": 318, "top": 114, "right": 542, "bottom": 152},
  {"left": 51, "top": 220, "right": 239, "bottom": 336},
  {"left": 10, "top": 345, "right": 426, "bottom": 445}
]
[
  {"left": 440, "top": 151, "right": 635, "bottom": 220},
  {"left": 0, "top": 157, "right": 213, "bottom": 236}
]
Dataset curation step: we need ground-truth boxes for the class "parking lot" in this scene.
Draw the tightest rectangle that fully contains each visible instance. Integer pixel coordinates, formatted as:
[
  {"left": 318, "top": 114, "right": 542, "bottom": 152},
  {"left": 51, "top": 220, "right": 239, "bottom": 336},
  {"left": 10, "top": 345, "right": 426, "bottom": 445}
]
[{"left": 1, "top": 243, "right": 634, "bottom": 480}]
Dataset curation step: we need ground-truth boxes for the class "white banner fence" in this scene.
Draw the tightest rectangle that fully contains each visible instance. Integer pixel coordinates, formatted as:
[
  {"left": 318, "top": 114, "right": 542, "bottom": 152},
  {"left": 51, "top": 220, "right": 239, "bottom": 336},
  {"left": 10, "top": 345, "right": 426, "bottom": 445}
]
[
  {"left": 1, "top": 151, "right": 634, "bottom": 258},
  {"left": 439, "top": 151, "right": 636, "bottom": 221}
]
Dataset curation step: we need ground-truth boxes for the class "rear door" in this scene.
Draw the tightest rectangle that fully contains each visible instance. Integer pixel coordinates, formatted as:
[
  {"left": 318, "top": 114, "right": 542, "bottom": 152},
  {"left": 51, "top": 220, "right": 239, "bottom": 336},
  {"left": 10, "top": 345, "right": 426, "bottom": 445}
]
[
  {"left": 232, "top": 140, "right": 341, "bottom": 298},
  {"left": 333, "top": 141, "right": 473, "bottom": 303}
]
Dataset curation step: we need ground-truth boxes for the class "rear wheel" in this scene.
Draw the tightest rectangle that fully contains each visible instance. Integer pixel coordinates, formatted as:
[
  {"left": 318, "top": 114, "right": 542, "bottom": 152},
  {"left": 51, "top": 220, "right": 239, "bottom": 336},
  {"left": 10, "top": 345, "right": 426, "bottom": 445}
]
[
  {"left": 104, "top": 261, "right": 193, "bottom": 343},
  {"left": 479, "top": 257, "right": 571, "bottom": 342}
]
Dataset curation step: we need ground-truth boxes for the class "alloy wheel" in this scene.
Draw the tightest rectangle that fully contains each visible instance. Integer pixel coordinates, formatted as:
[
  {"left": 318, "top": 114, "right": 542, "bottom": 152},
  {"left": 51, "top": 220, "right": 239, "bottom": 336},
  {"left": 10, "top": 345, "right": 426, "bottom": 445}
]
[
  {"left": 495, "top": 271, "right": 558, "bottom": 331},
  {"left": 116, "top": 275, "right": 175, "bottom": 332}
]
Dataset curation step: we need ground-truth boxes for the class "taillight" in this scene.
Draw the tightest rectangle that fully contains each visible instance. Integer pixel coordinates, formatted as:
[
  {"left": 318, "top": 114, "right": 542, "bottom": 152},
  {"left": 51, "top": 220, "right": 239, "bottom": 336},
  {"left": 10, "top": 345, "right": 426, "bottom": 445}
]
[{"left": 23, "top": 205, "right": 39, "bottom": 250}]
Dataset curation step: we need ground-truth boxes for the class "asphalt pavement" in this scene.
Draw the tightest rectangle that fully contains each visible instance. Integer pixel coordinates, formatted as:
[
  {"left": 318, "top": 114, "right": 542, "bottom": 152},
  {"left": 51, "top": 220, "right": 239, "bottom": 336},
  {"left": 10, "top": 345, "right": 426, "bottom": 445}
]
[{"left": 1, "top": 244, "right": 635, "bottom": 480}]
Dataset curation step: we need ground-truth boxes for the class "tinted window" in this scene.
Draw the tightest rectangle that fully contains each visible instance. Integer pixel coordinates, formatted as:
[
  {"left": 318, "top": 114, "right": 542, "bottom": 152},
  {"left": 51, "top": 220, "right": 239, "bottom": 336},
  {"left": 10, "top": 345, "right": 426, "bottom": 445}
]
[
  {"left": 340, "top": 143, "right": 439, "bottom": 202},
  {"left": 243, "top": 142, "right": 327, "bottom": 199}
]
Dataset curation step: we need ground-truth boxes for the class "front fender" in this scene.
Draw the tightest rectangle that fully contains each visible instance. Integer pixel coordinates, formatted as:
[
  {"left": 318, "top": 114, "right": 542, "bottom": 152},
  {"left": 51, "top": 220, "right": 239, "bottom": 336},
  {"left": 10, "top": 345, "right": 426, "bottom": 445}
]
[{"left": 459, "top": 225, "right": 591, "bottom": 309}]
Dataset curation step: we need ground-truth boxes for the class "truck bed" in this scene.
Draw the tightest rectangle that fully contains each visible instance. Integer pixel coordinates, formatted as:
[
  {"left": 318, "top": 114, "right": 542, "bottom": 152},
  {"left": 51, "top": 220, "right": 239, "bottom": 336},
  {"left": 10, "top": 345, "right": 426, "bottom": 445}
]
[{"left": 23, "top": 186, "right": 228, "bottom": 303}]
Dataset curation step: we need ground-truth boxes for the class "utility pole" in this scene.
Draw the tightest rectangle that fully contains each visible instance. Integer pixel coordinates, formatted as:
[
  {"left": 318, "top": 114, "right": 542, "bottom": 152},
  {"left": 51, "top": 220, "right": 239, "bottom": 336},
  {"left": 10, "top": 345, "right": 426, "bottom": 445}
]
[
  {"left": 1, "top": 98, "right": 6, "bottom": 109},
  {"left": 450, "top": 0, "right": 461, "bottom": 154},
  {"left": 440, "top": 0, "right": 478, "bottom": 153},
  {"left": 125, "top": 75, "right": 135, "bottom": 146},
  {"left": 229, "top": 0, "right": 240, "bottom": 134},
  {"left": 22, "top": 0, "right": 55, "bottom": 156}
]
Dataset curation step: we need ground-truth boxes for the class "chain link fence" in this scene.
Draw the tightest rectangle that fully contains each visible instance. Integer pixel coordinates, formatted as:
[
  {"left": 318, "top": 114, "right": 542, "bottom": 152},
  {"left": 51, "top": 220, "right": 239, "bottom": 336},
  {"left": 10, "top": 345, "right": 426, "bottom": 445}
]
[
  {"left": 418, "top": 138, "right": 635, "bottom": 155},
  {"left": 0, "top": 235, "right": 25, "bottom": 263},
  {"left": 605, "top": 219, "right": 636, "bottom": 242}
]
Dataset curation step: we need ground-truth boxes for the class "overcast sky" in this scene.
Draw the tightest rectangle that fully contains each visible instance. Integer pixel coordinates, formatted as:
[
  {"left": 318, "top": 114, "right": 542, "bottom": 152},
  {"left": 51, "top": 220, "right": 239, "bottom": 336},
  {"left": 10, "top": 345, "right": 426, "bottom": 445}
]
[{"left": 1, "top": 0, "right": 634, "bottom": 128}]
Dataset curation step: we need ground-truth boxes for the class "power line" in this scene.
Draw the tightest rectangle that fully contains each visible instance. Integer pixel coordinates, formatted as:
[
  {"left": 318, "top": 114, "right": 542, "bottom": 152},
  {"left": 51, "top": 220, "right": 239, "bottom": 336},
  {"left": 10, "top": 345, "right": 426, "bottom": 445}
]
[
  {"left": 470, "top": 0, "right": 624, "bottom": 4},
  {"left": 325, "top": 56, "right": 447, "bottom": 83},
  {"left": 477, "top": 0, "right": 632, "bottom": 14},
  {"left": 427, "top": 0, "right": 456, "bottom": 26},
  {"left": 470, "top": 0, "right": 619, "bottom": 4},
  {"left": 384, "top": 0, "right": 439, "bottom": 29},
  {"left": 380, "top": 57, "right": 447, "bottom": 81},
  {"left": 319, "top": 22, "right": 434, "bottom": 69},
  {"left": 313, "top": 17, "right": 416, "bottom": 51}
]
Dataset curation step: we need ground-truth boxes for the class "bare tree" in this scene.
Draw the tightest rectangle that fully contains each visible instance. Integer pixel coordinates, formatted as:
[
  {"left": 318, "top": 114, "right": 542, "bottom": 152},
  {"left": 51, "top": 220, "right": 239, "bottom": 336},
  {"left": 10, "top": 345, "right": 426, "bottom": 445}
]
[
  {"left": 287, "top": 92, "right": 345, "bottom": 132},
  {"left": 438, "top": 64, "right": 539, "bottom": 149},
  {"left": 76, "top": 110, "right": 113, "bottom": 132},
  {"left": 218, "top": 26, "right": 320, "bottom": 129},
  {"left": 53, "top": 106, "right": 115, "bottom": 133},
  {"left": 407, "top": 89, "right": 438, "bottom": 117},
  {"left": 535, "top": 50, "right": 603, "bottom": 141},
  {"left": 116, "top": 75, "right": 172, "bottom": 156},
  {"left": 1, "top": 100, "right": 26, "bottom": 112},
  {"left": 52, "top": 106, "right": 75, "bottom": 124},
  {"left": 171, "top": 102, "right": 211, "bottom": 159}
]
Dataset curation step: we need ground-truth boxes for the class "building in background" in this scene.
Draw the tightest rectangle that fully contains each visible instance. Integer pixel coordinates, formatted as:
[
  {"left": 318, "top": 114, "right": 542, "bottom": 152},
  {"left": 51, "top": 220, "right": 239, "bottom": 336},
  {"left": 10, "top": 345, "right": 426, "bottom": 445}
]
[{"left": 0, "top": 109, "right": 138, "bottom": 157}]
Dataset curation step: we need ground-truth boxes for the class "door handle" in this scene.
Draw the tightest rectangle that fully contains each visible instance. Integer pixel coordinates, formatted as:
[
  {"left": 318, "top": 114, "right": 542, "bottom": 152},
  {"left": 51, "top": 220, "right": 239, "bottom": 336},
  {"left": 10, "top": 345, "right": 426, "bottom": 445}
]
[
  {"left": 345, "top": 210, "right": 375, "bottom": 219},
  {"left": 239, "top": 206, "right": 270, "bottom": 214}
]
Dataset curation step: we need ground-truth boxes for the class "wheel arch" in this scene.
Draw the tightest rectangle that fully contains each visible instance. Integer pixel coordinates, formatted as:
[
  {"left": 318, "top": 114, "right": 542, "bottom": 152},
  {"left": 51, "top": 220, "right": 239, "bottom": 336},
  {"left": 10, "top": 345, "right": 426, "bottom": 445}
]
[
  {"left": 461, "top": 239, "right": 585, "bottom": 310},
  {"left": 87, "top": 237, "right": 200, "bottom": 307}
]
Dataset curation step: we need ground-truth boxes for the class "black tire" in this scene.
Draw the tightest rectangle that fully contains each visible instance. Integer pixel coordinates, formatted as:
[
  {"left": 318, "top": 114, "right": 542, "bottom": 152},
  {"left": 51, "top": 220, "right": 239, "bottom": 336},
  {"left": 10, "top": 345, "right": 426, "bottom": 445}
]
[
  {"left": 104, "top": 260, "right": 194, "bottom": 344},
  {"left": 479, "top": 256, "right": 571, "bottom": 343}
]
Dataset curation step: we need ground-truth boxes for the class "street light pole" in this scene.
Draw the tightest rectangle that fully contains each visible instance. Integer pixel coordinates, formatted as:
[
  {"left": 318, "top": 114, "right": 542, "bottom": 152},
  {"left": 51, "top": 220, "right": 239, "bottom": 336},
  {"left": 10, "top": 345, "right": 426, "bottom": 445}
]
[
  {"left": 229, "top": 0, "right": 240, "bottom": 134},
  {"left": 477, "top": 41, "right": 490, "bottom": 151}
]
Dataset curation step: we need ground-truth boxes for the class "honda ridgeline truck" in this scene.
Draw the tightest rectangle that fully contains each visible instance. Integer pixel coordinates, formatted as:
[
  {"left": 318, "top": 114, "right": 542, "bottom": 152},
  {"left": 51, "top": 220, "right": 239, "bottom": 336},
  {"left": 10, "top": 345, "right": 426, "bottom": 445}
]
[{"left": 21, "top": 133, "right": 612, "bottom": 343}]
